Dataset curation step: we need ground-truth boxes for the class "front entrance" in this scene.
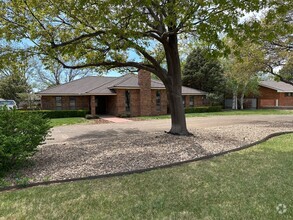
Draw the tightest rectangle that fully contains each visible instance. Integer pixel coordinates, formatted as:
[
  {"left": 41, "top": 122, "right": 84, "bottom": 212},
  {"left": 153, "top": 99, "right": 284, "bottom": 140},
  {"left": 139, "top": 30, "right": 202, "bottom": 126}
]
[{"left": 96, "top": 96, "right": 107, "bottom": 114}]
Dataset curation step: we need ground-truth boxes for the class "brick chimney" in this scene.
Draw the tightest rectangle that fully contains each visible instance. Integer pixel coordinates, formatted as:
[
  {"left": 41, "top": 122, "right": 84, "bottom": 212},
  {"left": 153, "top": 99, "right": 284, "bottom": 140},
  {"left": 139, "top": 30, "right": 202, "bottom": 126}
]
[{"left": 138, "top": 69, "right": 152, "bottom": 116}]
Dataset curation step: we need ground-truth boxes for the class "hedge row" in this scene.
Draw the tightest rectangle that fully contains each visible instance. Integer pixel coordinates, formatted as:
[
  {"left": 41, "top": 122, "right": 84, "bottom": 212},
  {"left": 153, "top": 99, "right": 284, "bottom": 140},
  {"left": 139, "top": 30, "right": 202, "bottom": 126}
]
[
  {"left": 185, "top": 106, "right": 222, "bottom": 113},
  {"left": 19, "top": 110, "right": 89, "bottom": 119}
]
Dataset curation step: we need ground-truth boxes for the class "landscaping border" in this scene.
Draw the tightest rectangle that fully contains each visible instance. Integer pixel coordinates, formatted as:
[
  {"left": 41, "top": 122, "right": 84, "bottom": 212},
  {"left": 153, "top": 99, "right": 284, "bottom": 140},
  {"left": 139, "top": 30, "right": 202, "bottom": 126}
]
[{"left": 1, "top": 131, "right": 293, "bottom": 192}]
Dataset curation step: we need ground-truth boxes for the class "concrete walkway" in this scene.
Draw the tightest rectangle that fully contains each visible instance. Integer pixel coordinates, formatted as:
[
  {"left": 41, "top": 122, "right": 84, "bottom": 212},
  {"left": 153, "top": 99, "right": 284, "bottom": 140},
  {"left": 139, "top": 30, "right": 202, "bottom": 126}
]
[
  {"left": 46, "top": 115, "right": 293, "bottom": 144},
  {"left": 99, "top": 115, "right": 132, "bottom": 123}
]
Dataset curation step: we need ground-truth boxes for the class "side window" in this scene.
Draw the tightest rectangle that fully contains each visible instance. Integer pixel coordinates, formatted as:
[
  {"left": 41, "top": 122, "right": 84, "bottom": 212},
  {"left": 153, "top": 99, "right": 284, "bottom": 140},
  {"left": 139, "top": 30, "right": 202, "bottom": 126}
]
[
  {"left": 189, "top": 96, "right": 194, "bottom": 107},
  {"left": 125, "top": 90, "right": 131, "bottom": 112},
  {"left": 156, "top": 91, "right": 161, "bottom": 111},
  {"left": 69, "top": 97, "right": 76, "bottom": 110},
  {"left": 55, "top": 97, "right": 62, "bottom": 110},
  {"left": 182, "top": 96, "right": 186, "bottom": 107}
]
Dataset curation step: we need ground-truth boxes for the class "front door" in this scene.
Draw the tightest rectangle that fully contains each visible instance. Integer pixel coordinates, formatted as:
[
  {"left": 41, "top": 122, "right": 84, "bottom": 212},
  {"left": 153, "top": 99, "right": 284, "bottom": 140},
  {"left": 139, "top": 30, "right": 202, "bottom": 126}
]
[{"left": 96, "top": 96, "right": 107, "bottom": 114}]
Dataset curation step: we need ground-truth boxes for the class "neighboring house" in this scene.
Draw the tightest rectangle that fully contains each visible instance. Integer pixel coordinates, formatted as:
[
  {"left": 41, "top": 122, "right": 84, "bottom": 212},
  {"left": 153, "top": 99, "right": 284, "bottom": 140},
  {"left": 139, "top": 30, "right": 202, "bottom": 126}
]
[
  {"left": 258, "top": 80, "right": 293, "bottom": 108},
  {"left": 38, "top": 70, "right": 207, "bottom": 116},
  {"left": 225, "top": 80, "right": 293, "bottom": 109}
]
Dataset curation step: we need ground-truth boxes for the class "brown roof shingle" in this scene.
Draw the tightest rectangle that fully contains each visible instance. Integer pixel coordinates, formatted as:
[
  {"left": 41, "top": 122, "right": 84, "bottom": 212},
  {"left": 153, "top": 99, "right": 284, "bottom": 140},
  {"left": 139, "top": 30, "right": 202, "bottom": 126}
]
[
  {"left": 260, "top": 81, "right": 293, "bottom": 92},
  {"left": 38, "top": 74, "right": 206, "bottom": 95}
]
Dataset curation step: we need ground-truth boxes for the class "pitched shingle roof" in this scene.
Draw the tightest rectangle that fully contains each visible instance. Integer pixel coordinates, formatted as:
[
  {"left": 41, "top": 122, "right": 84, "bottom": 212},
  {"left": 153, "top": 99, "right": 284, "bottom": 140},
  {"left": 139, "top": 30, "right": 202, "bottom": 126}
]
[
  {"left": 38, "top": 74, "right": 206, "bottom": 95},
  {"left": 260, "top": 81, "right": 293, "bottom": 92}
]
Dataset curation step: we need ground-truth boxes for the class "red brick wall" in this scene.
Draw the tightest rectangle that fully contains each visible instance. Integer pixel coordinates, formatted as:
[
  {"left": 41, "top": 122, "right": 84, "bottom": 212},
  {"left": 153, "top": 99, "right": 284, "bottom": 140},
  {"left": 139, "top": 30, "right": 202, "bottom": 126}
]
[
  {"left": 258, "top": 86, "right": 278, "bottom": 108},
  {"left": 195, "top": 95, "right": 205, "bottom": 106},
  {"left": 259, "top": 86, "right": 279, "bottom": 99},
  {"left": 114, "top": 88, "right": 168, "bottom": 116},
  {"left": 279, "top": 93, "right": 293, "bottom": 106},
  {"left": 116, "top": 90, "right": 125, "bottom": 115},
  {"left": 41, "top": 96, "right": 90, "bottom": 110},
  {"left": 138, "top": 69, "right": 152, "bottom": 116},
  {"left": 183, "top": 95, "right": 206, "bottom": 108},
  {"left": 106, "top": 96, "right": 117, "bottom": 115},
  {"left": 151, "top": 90, "right": 168, "bottom": 115},
  {"left": 257, "top": 86, "right": 293, "bottom": 108},
  {"left": 115, "top": 89, "right": 141, "bottom": 116},
  {"left": 259, "top": 99, "right": 275, "bottom": 107}
]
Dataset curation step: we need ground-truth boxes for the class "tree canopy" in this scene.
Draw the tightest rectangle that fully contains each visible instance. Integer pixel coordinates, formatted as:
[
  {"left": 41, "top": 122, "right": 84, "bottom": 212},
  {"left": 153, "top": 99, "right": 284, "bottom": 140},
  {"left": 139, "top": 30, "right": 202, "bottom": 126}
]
[
  {"left": 223, "top": 40, "right": 265, "bottom": 109},
  {"left": 0, "top": 0, "right": 289, "bottom": 135},
  {"left": 0, "top": 56, "right": 31, "bottom": 103},
  {"left": 182, "top": 48, "right": 225, "bottom": 94}
]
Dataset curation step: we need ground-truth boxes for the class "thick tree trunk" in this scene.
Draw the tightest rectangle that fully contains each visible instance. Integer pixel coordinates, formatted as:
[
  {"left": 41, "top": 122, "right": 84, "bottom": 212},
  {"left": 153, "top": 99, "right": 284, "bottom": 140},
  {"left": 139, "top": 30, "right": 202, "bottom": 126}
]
[
  {"left": 161, "top": 33, "right": 191, "bottom": 136},
  {"left": 165, "top": 82, "right": 190, "bottom": 135}
]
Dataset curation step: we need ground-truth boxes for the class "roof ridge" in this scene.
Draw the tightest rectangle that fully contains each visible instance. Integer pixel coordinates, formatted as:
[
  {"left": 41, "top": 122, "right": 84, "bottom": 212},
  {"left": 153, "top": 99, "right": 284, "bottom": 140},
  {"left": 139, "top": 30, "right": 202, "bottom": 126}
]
[
  {"left": 111, "top": 74, "right": 135, "bottom": 87},
  {"left": 85, "top": 76, "right": 121, "bottom": 93}
]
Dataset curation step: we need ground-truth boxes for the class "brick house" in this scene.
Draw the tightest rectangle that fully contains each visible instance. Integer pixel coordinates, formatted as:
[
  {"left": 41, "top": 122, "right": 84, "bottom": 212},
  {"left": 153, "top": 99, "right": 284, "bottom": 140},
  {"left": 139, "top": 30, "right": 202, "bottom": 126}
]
[
  {"left": 258, "top": 81, "right": 293, "bottom": 108},
  {"left": 225, "top": 80, "right": 293, "bottom": 109},
  {"left": 38, "top": 70, "right": 207, "bottom": 116}
]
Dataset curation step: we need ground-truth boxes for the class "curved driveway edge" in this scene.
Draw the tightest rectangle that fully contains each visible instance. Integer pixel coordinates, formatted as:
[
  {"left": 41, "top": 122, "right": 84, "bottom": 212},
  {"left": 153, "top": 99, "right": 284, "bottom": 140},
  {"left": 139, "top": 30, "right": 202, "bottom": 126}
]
[{"left": 1, "top": 131, "right": 292, "bottom": 193}]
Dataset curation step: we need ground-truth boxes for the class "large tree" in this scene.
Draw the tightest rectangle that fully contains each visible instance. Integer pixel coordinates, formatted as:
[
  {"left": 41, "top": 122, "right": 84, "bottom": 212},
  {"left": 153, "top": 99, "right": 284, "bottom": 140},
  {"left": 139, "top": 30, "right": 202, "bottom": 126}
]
[
  {"left": 33, "top": 59, "right": 93, "bottom": 89},
  {"left": 0, "top": 0, "right": 287, "bottom": 135},
  {"left": 182, "top": 48, "right": 225, "bottom": 94},
  {"left": 0, "top": 55, "right": 31, "bottom": 103},
  {"left": 223, "top": 41, "right": 265, "bottom": 109},
  {"left": 278, "top": 55, "right": 293, "bottom": 81},
  {"left": 257, "top": 9, "right": 293, "bottom": 85}
]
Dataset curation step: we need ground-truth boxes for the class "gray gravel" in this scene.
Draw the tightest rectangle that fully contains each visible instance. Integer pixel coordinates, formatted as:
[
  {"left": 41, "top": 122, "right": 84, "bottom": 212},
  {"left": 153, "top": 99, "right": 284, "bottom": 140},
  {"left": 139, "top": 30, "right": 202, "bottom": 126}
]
[{"left": 7, "top": 118, "right": 293, "bottom": 184}]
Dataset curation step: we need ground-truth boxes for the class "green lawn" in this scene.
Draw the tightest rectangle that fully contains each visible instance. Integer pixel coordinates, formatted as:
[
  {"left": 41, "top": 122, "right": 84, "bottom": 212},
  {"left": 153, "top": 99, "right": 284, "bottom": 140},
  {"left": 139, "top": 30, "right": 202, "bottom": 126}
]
[
  {"left": 139, "top": 109, "right": 293, "bottom": 120},
  {"left": 50, "top": 117, "right": 90, "bottom": 127},
  {"left": 0, "top": 134, "right": 292, "bottom": 219},
  {"left": 48, "top": 110, "right": 293, "bottom": 126}
]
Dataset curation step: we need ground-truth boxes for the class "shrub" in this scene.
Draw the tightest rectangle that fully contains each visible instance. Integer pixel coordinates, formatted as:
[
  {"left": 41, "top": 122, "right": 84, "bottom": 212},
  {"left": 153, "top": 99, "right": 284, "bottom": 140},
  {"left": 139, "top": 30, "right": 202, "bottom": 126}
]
[
  {"left": 185, "top": 106, "right": 222, "bottom": 113},
  {"left": 20, "top": 110, "right": 89, "bottom": 119},
  {"left": 0, "top": 107, "right": 51, "bottom": 172},
  {"left": 85, "top": 114, "right": 99, "bottom": 119}
]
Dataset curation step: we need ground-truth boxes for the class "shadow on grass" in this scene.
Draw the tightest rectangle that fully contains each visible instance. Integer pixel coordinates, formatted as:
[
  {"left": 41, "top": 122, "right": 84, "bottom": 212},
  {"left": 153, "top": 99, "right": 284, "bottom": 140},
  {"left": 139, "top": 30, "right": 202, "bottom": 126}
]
[{"left": 0, "top": 134, "right": 292, "bottom": 219}]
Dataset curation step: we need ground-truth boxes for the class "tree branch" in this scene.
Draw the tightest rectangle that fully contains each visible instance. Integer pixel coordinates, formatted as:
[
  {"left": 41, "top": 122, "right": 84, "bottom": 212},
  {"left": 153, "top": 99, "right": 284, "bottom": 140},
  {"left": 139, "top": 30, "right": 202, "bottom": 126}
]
[
  {"left": 265, "top": 63, "right": 293, "bottom": 86},
  {"left": 51, "top": 31, "right": 105, "bottom": 48},
  {"left": 54, "top": 57, "right": 157, "bottom": 74}
]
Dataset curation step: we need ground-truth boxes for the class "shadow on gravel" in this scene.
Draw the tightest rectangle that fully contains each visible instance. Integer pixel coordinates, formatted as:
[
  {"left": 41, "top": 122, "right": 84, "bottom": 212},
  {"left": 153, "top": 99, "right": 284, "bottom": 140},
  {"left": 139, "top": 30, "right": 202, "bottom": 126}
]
[
  {"left": 244, "top": 120, "right": 293, "bottom": 129},
  {"left": 67, "top": 129, "right": 143, "bottom": 142}
]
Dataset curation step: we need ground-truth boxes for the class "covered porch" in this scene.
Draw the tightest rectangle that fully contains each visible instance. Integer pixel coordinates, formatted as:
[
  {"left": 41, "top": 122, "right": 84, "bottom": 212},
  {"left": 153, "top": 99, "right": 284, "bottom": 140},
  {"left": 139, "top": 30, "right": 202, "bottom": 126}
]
[{"left": 90, "top": 95, "right": 116, "bottom": 116}]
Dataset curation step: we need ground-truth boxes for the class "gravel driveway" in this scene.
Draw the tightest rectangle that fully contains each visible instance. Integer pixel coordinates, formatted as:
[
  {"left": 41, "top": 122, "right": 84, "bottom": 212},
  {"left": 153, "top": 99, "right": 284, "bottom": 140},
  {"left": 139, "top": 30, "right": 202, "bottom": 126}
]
[{"left": 8, "top": 115, "right": 293, "bottom": 183}]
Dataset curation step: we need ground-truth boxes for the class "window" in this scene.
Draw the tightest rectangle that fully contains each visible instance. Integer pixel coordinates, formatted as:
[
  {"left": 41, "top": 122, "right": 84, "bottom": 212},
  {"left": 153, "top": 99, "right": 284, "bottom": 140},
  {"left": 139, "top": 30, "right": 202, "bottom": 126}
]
[
  {"left": 156, "top": 91, "right": 161, "bottom": 111},
  {"left": 189, "top": 96, "right": 194, "bottom": 107},
  {"left": 55, "top": 97, "right": 62, "bottom": 110},
  {"left": 69, "top": 97, "right": 76, "bottom": 110},
  {"left": 125, "top": 90, "right": 131, "bottom": 112},
  {"left": 285, "top": 93, "right": 293, "bottom": 97},
  {"left": 182, "top": 96, "right": 186, "bottom": 107}
]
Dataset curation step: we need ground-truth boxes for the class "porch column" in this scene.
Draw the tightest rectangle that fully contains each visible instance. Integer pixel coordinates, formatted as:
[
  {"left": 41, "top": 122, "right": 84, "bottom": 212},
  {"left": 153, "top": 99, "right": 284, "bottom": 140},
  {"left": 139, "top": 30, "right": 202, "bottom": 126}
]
[{"left": 90, "top": 95, "right": 96, "bottom": 116}]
